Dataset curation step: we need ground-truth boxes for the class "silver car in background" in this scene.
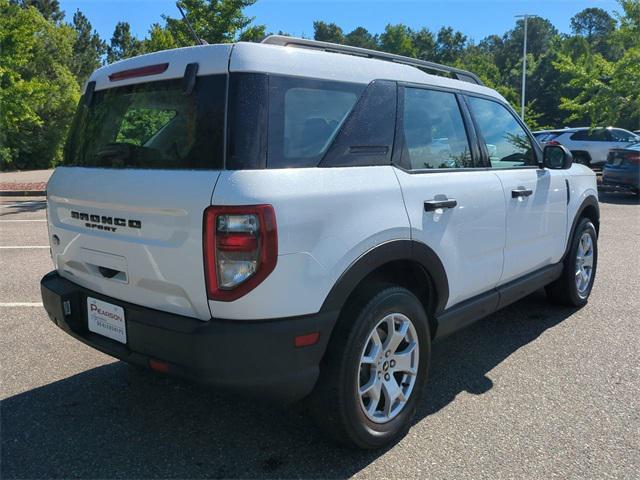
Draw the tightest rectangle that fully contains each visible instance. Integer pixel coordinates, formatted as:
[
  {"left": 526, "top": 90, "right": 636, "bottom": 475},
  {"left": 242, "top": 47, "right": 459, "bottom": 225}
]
[{"left": 533, "top": 127, "right": 639, "bottom": 168}]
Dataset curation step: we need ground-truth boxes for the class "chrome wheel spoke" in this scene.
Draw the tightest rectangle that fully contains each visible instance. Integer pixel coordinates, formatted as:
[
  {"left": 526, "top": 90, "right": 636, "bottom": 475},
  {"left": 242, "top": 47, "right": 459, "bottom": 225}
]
[
  {"left": 360, "top": 375, "right": 380, "bottom": 396},
  {"left": 393, "top": 342, "right": 417, "bottom": 374},
  {"left": 583, "top": 254, "right": 593, "bottom": 268},
  {"left": 384, "top": 316, "right": 409, "bottom": 353},
  {"left": 361, "top": 332, "right": 382, "bottom": 365},
  {"left": 382, "top": 377, "right": 404, "bottom": 417}
]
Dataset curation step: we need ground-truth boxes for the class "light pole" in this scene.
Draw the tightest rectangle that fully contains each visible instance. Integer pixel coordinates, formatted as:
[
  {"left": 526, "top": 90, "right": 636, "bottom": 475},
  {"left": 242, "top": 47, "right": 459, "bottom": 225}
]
[{"left": 515, "top": 14, "right": 538, "bottom": 122}]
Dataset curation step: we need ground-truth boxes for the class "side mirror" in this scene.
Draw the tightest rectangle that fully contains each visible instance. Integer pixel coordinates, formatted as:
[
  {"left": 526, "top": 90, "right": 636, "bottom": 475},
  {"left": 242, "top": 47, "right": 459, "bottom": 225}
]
[{"left": 543, "top": 144, "right": 573, "bottom": 169}]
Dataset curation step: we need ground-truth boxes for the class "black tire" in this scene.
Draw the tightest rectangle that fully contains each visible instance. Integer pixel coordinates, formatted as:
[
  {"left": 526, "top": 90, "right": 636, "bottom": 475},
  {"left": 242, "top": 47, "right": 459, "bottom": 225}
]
[
  {"left": 546, "top": 218, "right": 598, "bottom": 307},
  {"left": 309, "top": 283, "right": 431, "bottom": 449}
]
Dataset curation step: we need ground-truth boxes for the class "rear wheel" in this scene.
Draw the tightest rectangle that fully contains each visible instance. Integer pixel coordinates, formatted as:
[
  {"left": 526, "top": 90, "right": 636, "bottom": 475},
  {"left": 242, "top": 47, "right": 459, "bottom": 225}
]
[
  {"left": 309, "top": 283, "right": 431, "bottom": 449},
  {"left": 546, "top": 218, "right": 597, "bottom": 307}
]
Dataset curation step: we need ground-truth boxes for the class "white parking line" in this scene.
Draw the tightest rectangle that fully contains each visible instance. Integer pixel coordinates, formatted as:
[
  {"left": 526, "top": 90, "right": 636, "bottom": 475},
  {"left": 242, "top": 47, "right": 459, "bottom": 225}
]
[
  {"left": 0, "top": 246, "right": 49, "bottom": 249},
  {"left": 0, "top": 219, "right": 47, "bottom": 222},
  {"left": 0, "top": 302, "right": 43, "bottom": 307}
]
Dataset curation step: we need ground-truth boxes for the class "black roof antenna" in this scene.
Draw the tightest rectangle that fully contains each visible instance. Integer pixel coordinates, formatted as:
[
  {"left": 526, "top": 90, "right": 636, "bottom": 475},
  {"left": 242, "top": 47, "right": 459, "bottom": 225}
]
[{"left": 176, "top": 3, "right": 208, "bottom": 45}]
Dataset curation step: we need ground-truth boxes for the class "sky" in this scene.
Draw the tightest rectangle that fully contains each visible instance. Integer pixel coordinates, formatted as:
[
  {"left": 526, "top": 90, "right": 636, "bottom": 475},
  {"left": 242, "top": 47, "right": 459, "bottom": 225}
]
[{"left": 58, "top": 0, "right": 622, "bottom": 44}]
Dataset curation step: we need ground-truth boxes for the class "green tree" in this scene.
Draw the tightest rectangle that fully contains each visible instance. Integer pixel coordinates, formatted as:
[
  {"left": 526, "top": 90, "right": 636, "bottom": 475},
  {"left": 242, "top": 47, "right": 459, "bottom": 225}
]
[
  {"left": 164, "top": 0, "right": 262, "bottom": 45},
  {"left": 496, "top": 17, "right": 558, "bottom": 77},
  {"left": 379, "top": 24, "right": 415, "bottom": 56},
  {"left": 613, "top": 0, "right": 640, "bottom": 49},
  {"left": 554, "top": 1, "right": 640, "bottom": 130},
  {"left": 313, "top": 21, "right": 344, "bottom": 43},
  {"left": 571, "top": 7, "right": 616, "bottom": 42},
  {"left": 11, "top": 0, "right": 63, "bottom": 23},
  {"left": 345, "top": 27, "right": 378, "bottom": 49},
  {"left": 142, "top": 23, "right": 178, "bottom": 53},
  {"left": 70, "top": 9, "right": 106, "bottom": 85},
  {"left": 411, "top": 28, "right": 436, "bottom": 60},
  {"left": 107, "top": 22, "right": 142, "bottom": 63},
  {"left": 238, "top": 24, "right": 266, "bottom": 42},
  {"left": 435, "top": 26, "right": 467, "bottom": 64},
  {"left": 0, "top": 0, "right": 79, "bottom": 169},
  {"left": 571, "top": 7, "right": 616, "bottom": 57}
]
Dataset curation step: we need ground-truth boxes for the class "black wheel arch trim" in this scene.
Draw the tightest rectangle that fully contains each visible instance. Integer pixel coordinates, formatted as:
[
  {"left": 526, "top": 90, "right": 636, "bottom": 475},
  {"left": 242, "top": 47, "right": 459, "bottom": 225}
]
[
  {"left": 319, "top": 239, "right": 449, "bottom": 317},
  {"left": 563, "top": 195, "right": 600, "bottom": 261}
]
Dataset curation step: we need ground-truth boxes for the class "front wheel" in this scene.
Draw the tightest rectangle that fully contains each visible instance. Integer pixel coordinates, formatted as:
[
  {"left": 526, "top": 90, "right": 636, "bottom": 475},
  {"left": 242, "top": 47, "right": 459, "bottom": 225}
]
[
  {"left": 309, "top": 284, "right": 431, "bottom": 449},
  {"left": 546, "top": 218, "right": 598, "bottom": 307}
]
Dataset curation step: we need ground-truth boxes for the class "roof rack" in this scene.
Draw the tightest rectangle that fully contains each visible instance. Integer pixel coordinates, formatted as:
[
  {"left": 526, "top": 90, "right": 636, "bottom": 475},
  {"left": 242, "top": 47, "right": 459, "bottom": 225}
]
[{"left": 261, "top": 35, "right": 484, "bottom": 86}]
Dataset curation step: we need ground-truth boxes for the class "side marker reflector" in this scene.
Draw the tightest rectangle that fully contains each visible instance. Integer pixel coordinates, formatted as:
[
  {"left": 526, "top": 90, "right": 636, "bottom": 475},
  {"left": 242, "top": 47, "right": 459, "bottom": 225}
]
[
  {"left": 294, "top": 332, "right": 320, "bottom": 348},
  {"left": 148, "top": 359, "right": 170, "bottom": 373}
]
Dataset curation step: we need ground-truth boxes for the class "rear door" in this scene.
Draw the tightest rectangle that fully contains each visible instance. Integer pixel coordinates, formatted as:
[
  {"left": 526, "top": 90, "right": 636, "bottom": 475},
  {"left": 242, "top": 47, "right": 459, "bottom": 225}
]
[
  {"left": 392, "top": 86, "right": 505, "bottom": 308},
  {"left": 465, "top": 95, "right": 567, "bottom": 284},
  {"left": 46, "top": 47, "right": 230, "bottom": 320}
]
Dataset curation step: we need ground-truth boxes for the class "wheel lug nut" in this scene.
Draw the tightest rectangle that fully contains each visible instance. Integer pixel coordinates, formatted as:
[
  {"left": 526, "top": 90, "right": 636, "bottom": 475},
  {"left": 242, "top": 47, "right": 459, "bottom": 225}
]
[
  {"left": 390, "top": 360, "right": 396, "bottom": 367},
  {"left": 384, "top": 373, "right": 390, "bottom": 381},
  {"left": 385, "top": 351, "right": 390, "bottom": 357}
]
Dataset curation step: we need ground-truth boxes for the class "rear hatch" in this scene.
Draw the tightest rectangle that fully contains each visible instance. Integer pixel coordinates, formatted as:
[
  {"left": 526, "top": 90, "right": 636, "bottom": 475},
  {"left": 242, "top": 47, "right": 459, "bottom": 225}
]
[{"left": 47, "top": 46, "right": 231, "bottom": 320}]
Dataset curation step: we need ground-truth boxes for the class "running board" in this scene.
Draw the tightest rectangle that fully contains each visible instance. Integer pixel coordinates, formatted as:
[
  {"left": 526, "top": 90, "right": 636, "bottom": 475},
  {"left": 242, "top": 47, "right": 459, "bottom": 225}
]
[{"left": 434, "top": 263, "right": 563, "bottom": 341}]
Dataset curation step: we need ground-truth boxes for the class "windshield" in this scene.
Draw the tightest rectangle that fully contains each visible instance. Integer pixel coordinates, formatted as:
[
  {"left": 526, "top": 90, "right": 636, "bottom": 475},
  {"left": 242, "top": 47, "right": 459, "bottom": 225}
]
[{"left": 64, "top": 75, "right": 225, "bottom": 169}]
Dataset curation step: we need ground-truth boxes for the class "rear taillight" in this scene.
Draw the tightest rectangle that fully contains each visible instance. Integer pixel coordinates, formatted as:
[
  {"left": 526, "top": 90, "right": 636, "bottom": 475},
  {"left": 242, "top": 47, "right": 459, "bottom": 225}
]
[
  {"left": 203, "top": 205, "right": 277, "bottom": 301},
  {"left": 546, "top": 140, "right": 560, "bottom": 146},
  {"left": 625, "top": 152, "right": 640, "bottom": 165}
]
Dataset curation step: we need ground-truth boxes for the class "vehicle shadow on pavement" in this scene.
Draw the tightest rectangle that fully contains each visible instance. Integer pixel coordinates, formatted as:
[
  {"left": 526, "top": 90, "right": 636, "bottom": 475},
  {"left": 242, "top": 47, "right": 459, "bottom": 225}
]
[
  {"left": 0, "top": 199, "right": 47, "bottom": 216},
  {"left": 1, "top": 291, "right": 574, "bottom": 479},
  {"left": 417, "top": 290, "right": 574, "bottom": 420}
]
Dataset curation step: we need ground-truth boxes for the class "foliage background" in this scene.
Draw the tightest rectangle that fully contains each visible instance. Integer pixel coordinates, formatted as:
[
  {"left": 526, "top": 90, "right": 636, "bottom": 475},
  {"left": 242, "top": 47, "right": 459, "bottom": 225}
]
[{"left": 1, "top": 0, "right": 638, "bottom": 171}]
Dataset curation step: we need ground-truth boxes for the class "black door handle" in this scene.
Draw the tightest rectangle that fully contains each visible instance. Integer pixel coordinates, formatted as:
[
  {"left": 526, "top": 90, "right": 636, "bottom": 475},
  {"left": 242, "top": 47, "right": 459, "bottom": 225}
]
[
  {"left": 511, "top": 188, "right": 533, "bottom": 198},
  {"left": 424, "top": 199, "right": 457, "bottom": 212}
]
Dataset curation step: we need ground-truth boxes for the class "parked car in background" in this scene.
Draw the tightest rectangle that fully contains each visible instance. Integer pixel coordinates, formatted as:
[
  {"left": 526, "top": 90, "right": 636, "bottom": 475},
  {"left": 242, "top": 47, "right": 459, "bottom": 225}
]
[
  {"left": 603, "top": 143, "right": 640, "bottom": 196},
  {"left": 533, "top": 127, "right": 639, "bottom": 168}
]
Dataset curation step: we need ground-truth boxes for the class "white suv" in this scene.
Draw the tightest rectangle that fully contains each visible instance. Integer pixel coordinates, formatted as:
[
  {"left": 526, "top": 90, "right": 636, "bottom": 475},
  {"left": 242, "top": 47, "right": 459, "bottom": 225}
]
[
  {"left": 41, "top": 37, "right": 600, "bottom": 449},
  {"left": 534, "top": 127, "right": 639, "bottom": 167}
]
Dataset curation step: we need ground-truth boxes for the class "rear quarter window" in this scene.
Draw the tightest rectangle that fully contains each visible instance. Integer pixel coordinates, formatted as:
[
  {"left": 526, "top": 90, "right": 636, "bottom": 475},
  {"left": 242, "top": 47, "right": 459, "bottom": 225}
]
[{"left": 267, "top": 76, "right": 364, "bottom": 168}]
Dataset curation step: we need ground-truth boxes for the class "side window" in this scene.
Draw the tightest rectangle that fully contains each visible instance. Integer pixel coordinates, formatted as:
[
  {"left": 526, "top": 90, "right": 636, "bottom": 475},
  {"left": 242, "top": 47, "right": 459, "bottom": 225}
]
[
  {"left": 467, "top": 96, "right": 536, "bottom": 168},
  {"left": 610, "top": 129, "right": 636, "bottom": 142},
  {"left": 570, "top": 130, "right": 589, "bottom": 141},
  {"left": 571, "top": 129, "right": 608, "bottom": 141},
  {"left": 268, "top": 76, "right": 364, "bottom": 168},
  {"left": 401, "top": 87, "right": 472, "bottom": 170}
]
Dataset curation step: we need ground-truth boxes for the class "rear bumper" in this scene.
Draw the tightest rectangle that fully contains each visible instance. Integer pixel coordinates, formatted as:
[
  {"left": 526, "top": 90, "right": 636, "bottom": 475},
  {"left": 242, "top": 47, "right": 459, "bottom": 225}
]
[
  {"left": 602, "top": 171, "right": 640, "bottom": 190},
  {"left": 40, "top": 271, "right": 337, "bottom": 403}
]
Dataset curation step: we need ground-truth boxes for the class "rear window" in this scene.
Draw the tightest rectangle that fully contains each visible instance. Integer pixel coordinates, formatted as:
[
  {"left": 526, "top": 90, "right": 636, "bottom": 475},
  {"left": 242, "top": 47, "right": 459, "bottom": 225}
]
[
  {"left": 268, "top": 76, "right": 364, "bottom": 168},
  {"left": 64, "top": 75, "right": 226, "bottom": 169}
]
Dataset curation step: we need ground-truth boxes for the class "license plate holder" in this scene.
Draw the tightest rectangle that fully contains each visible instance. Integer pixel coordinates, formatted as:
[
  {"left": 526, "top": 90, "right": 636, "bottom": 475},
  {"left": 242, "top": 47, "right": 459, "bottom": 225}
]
[{"left": 87, "top": 297, "right": 127, "bottom": 344}]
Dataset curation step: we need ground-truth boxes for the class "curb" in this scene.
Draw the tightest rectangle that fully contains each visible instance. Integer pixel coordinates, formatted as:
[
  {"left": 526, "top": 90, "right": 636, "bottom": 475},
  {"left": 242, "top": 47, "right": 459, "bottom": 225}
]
[{"left": 0, "top": 190, "right": 46, "bottom": 197}]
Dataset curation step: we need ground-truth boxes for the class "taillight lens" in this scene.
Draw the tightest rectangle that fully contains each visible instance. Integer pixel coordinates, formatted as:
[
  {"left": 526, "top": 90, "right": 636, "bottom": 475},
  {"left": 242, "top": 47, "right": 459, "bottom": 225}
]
[
  {"left": 625, "top": 152, "right": 640, "bottom": 165},
  {"left": 203, "top": 205, "right": 277, "bottom": 301},
  {"left": 546, "top": 139, "right": 560, "bottom": 146}
]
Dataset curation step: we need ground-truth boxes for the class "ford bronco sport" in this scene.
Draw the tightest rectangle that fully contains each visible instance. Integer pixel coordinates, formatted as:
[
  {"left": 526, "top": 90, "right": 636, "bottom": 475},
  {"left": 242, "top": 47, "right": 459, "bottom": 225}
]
[{"left": 41, "top": 36, "right": 599, "bottom": 449}]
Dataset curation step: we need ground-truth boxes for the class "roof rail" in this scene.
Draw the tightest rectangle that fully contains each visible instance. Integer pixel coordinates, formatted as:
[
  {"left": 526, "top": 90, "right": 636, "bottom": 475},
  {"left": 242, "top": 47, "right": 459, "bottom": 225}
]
[{"left": 261, "top": 35, "right": 484, "bottom": 86}]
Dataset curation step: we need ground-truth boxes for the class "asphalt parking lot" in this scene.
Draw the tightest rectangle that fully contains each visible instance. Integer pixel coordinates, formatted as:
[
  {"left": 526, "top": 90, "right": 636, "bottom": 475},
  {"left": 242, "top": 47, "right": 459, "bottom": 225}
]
[{"left": 1, "top": 193, "right": 639, "bottom": 479}]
